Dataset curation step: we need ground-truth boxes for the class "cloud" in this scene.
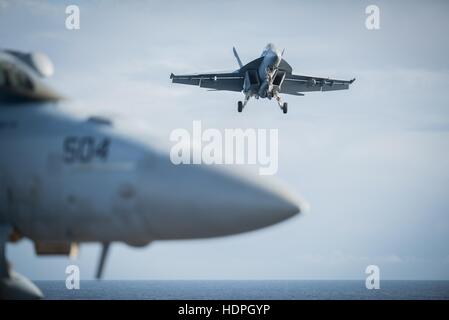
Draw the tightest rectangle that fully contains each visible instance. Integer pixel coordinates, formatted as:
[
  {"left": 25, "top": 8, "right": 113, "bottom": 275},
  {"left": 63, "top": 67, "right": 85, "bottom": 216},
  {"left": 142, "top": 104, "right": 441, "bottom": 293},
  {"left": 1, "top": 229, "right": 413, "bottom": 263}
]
[
  {"left": 0, "top": 0, "right": 9, "bottom": 9},
  {"left": 3, "top": 0, "right": 449, "bottom": 280},
  {"left": 411, "top": 123, "right": 449, "bottom": 132},
  {"left": 295, "top": 251, "right": 403, "bottom": 266},
  {"left": 0, "top": 0, "right": 62, "bottom": 15}
]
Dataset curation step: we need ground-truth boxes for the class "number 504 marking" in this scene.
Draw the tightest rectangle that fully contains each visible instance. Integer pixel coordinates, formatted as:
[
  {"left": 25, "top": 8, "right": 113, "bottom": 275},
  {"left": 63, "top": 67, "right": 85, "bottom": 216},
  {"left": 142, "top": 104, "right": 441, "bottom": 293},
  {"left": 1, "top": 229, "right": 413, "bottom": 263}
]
[{"left": 63, "top": 136, "right": 111, "bottom": 163}]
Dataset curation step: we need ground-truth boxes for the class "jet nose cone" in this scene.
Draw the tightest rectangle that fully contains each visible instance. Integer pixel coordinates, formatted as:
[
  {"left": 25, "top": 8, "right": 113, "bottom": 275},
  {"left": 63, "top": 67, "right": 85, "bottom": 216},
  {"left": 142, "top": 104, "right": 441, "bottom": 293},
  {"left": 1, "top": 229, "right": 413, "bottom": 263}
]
[
  {"left": 268, "top": 52, "right": 282, "bottom": 69},
  {"left": 231, "top": 176, "right": 301, "bottom": 227},
  {"left": 139, "top": 156, "right": 303, "bottom": 240}
]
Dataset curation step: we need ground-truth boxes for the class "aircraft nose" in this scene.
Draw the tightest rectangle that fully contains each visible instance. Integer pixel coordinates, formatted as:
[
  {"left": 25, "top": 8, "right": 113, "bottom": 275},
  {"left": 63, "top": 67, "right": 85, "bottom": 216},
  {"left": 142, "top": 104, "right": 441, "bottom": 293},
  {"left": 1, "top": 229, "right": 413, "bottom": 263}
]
[
  {"left": 138, "top": 157, "right": 302, "bottom": 240},
  {"left": 268, "top": 52, "right": 281, "bottom": 69},
  {"left": 203, "top": 169, "right": 301, "bottom": 232}
]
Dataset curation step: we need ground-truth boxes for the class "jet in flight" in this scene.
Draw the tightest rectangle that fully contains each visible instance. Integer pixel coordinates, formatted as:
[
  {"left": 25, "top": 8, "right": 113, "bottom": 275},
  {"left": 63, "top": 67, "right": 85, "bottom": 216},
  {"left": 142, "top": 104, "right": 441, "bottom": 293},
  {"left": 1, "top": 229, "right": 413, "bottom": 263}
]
[
  {"left": 0, "top": 49, "right": 303, "bottom": 299},
  {"left": 170, "top": 43, "right": 355, "bottom": 114}
]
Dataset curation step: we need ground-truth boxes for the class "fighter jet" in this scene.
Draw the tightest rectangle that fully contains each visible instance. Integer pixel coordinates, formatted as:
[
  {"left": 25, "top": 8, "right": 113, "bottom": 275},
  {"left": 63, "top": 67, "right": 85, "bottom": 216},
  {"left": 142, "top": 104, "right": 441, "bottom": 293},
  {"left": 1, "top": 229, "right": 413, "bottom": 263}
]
[
  {"left": 170, "top": 43, "right": 355, "bottom": 114},
  {"left": 0, "top": 50, "right": 303, "bottom": 299}
]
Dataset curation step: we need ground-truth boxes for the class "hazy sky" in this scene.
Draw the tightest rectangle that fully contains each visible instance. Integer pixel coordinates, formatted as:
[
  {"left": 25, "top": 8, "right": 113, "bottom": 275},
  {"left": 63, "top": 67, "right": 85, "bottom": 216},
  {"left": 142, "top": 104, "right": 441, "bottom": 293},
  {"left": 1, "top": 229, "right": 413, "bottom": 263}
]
[{"left": 1, "top": 0, "right": 449, "bottom": 280}]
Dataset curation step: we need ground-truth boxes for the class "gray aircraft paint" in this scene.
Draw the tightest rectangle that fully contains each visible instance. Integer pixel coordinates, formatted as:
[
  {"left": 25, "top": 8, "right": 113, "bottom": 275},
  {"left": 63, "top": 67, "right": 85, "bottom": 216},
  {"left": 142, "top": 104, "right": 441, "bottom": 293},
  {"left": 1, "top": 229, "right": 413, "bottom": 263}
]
[
  {"left": 0, "top": 50, "right": 303, "bottom": 299},
  {"left": 170, "top": 43, "right": 355, "bottom": 113}
]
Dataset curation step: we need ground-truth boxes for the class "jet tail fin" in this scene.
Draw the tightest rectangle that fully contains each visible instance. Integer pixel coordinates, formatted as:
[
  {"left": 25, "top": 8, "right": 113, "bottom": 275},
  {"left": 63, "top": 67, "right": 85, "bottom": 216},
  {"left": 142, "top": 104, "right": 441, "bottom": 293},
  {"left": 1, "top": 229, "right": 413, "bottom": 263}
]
[{"left": 233, "top": 47, "right": 243, "bottom": 68}]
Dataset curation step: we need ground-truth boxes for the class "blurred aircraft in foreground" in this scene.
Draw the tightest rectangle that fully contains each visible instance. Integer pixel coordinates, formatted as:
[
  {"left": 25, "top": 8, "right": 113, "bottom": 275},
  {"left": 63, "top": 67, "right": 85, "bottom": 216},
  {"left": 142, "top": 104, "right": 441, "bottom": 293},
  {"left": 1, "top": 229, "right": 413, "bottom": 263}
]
[
  {"left": 170, "top": 43, "right": 355, "bottom": 114},
  {"left": 0, "top": 50, "right": 304, "bottom": 299}
]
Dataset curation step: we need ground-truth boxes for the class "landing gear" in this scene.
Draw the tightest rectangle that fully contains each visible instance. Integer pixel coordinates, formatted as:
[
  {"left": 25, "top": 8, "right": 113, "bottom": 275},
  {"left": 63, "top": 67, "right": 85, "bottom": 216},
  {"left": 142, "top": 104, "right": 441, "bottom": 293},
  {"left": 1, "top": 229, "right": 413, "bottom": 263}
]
[
  {"left": 0, "top": 225, "right": 9, "bottom": 280},
  {"left": 0, "top": 224, "right": 43, "bottom": 299},
  {"left": 274, "top": 92, "right": 288, "bottom": 114},
  {"left": 237, "top": 94, "right": 250, "bottom": 113},
  {"left": 96, "top": 242, "right": 110, "bottom": 279}
]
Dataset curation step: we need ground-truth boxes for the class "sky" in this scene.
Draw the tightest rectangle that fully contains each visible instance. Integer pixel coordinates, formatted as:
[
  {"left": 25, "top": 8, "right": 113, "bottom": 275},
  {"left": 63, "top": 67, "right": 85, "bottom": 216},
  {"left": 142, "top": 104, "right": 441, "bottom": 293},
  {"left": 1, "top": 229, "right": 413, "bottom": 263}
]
[{"left": 1, "top": 0, "right": 449, "bottom": 280}]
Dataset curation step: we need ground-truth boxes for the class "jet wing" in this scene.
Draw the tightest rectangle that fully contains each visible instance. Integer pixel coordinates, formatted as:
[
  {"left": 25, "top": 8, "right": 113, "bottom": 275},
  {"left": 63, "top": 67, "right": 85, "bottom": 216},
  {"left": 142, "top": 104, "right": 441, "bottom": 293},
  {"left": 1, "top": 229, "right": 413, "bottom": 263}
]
[
  {"left": 170, "top": 72, "right": 244, "bottom": 92},
  {"left": 281, "top": 74, "right": 355, "bottom": 95}
]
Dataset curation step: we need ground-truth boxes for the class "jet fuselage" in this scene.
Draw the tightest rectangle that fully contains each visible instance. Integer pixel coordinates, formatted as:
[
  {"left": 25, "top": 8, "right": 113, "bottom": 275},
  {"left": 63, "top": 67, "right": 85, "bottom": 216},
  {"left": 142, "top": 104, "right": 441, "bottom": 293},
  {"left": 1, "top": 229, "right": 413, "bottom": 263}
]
[
  {"left": 256, "top": 44, "right": 282, "bottom": 99},
  {"left": 0, "top": 104, "right": 300, "bottom": 245}
]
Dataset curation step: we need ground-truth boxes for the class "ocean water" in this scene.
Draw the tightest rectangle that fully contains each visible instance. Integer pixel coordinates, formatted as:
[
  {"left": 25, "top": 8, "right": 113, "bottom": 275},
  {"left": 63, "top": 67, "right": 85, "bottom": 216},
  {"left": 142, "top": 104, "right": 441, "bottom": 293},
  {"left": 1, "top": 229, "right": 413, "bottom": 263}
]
[{"left": 35, "top": 280, "right": 449, "bottom": 300}]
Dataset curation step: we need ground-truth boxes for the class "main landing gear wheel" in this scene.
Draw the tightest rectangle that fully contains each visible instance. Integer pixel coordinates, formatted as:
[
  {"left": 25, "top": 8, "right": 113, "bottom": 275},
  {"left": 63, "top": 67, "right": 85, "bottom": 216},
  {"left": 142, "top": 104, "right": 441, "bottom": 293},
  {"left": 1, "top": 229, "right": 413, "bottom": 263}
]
[
  {"left": 238, "top": 101, "right": 243, "bottom": 112},
  {"left": 0, "top": 224, "right": 43, "bottom": 299},
  {"left": 282, "top": 102, "right": 288, "bottom": 114}
]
